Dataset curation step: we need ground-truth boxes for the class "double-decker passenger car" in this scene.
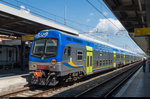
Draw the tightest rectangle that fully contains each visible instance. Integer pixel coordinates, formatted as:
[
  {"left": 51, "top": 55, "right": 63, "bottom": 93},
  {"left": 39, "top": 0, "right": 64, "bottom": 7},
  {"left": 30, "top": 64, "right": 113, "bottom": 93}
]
[{"left": 29, "top": 30, "right": 141, "bottom": 86}]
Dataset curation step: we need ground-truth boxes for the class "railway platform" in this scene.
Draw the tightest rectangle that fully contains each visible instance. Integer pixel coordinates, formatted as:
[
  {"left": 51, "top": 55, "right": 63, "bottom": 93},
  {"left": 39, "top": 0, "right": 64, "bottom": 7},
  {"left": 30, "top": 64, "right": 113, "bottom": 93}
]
[
  {"left": 115, "top": 64, "right": 150, "bottom": 97},
  {"left": 0, "top": 68, "right": 29, "bottom": 96},
  {"left": 0, "top": 67, "right": 29, "bottom": 78}
]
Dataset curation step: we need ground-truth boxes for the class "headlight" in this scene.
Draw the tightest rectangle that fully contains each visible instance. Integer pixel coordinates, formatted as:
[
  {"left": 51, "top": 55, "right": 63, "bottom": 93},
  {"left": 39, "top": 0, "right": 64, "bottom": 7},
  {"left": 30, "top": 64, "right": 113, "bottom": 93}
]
[
  {"left": 32, "top": 64, "right": 36, "bottom": 68},
  {"left": 52, "top": 59, "right": 56, "bottom": 65},
  {"left": 50, "top": 65, "right": 56, "bottom": 69},
  {"left": 52, "top": 66, "right": 56, "bottom": 69}
]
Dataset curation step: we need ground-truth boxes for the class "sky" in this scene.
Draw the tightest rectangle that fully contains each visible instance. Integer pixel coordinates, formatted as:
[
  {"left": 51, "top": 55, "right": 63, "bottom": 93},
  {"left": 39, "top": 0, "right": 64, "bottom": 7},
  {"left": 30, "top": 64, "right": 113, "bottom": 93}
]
[{"left": 0, "top": 0, "right": 145, "bottom": 55}]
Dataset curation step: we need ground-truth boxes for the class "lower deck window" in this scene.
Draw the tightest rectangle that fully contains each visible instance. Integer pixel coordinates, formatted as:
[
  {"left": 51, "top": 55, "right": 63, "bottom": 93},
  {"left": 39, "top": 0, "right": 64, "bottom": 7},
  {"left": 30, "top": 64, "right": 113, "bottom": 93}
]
[
  {"left": 103, "top": 60, "right": 105, "bottom": 65},
  {"left": 100, "top": 60, "right": 102, "bottom": 66},
  {"left": 77, "top": 50, "right": 83, "bottom": 61},
  {"left": 96, "top": 60, "right": 98, "bottom": 66}
]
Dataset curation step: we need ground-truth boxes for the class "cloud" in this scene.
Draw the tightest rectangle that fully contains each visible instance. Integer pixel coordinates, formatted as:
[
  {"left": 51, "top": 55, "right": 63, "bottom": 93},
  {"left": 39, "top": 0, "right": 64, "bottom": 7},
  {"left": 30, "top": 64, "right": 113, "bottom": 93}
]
[
  {"left": 86, "top": 13, "right": 94, "bottom": 23},
  {"left": 86, "top": 18, "right": 91, "bottom": 22},
  {"left": 103, "top": 12, "right": 108, "bottom": 16},
  {"left": 89, "top": 18, "right": 126, "bottom": 35},
  {"left": 89, "top": 13, "right": 94, "bottom": 16},
  {"left": 86, "top": 18, "right": 129, "bottom": 44},
  {"left": 83, "top": 18, "right": 144, "bottom": 54}
]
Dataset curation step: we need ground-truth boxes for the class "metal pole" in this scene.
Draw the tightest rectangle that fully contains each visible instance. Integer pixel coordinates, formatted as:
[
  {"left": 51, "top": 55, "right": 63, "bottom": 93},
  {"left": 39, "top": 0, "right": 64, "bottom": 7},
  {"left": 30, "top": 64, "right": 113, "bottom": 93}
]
[
  {"left": 145, "top": 0, "right": 150, "bottom": 55},
  {"left": 21, "top": 37, "right": 25, "bottom": 71},
  {"left": 64, "top": 6, "right": 66, "bottom": 25}
]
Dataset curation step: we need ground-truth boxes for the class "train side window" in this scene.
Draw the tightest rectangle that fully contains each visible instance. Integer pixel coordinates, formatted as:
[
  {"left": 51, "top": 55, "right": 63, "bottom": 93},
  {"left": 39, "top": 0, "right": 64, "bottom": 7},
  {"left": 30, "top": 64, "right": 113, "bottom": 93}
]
[
  {"left": 95, "top": 44, "right": 98, "bottom": 50},
  {"left": 107, "top": 60, "right": 108, "bottom": 65},
  {"left": 90, "top": 56, "right": 93, "bottom": 66},
  {"left": 64, "top": 48, "right": 67, "bottom": 55},
  {"left": 100, "top": 52, "right": 102, "bottom": 56},
  {"left": 68, "top": 47, "right": 71, "bottom": 56},
  {"left": 99, "top": 45, "right": 101, "bottom": 51},
  {"left": 87, "top": 56, "right": 89, "bottom": 66},
  {"left": 77, "top": 50, "right": 83, "bottom": 61},
  {"left": 96, "top": 60, "right": 98, "bottom": 66},
  {"left": 100, "top": 60, "right": 102, "bottom": 66},
  {"left": 103, "top": 60, "right": 105, "bottom": 65}
]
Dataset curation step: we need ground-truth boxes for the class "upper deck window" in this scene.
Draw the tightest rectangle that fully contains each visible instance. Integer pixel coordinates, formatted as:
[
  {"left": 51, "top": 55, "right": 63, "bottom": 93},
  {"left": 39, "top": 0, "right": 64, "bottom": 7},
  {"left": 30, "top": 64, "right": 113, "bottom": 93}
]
[
  {"left": 68, "top": 47, "right": 71, "bottom": 56},
  {"left": 73, "top": 38, "right": 82, "bottom": 43},
  {"left": 99, "top": 45, "right": 101, "bottom": 51},
  {"left": 77, "top": 50, "right": 83, "bottom": 61},
  {"left": 95, "top": 44, "right": 98, "bottom": 50},
  {"left": 66, "top": 37, "right": 71, "bottom": 41}
]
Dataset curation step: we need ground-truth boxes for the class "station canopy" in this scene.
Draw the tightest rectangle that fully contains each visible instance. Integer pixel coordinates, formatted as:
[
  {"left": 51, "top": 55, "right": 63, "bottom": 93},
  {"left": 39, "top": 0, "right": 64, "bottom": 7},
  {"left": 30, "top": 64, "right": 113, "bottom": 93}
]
[
  {"left": 0, "top": 3, "right": 78, "bottom": 38},
  {"left": 103, "top": 0, "right": 149, "bottom": 55}
]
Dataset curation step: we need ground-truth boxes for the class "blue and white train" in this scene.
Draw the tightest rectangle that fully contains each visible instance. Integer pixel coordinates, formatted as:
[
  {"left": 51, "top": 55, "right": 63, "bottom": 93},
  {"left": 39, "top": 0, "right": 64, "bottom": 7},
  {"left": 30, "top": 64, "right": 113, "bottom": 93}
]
[{"left": 29, "top": 30, "right": 141, "bottom": 86}]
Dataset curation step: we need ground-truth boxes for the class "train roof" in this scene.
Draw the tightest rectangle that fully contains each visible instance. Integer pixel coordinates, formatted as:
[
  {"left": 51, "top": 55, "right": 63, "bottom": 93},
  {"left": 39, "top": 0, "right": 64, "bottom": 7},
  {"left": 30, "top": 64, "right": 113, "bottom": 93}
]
[
  {"left": 63, "top": 32, "right": 137, "bottom": 55},
  {"left": 40, "top": 30, "right": 137, "bottom": 55},
  {"left": 79, "top": 34, "right": 137, "bottom": 55}
]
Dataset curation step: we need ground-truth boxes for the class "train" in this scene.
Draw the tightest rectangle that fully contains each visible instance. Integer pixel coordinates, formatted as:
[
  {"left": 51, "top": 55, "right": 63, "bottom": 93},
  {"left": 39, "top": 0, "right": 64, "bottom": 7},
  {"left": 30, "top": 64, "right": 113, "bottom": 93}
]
[
  {"left": 29, "top": 30, "right": 142, "bottom": 86},
  {"left": 0, "top": 43, "right": 31, "bottom": 70},
  {"left": 0, "top": 45, "right": 18, "bottom": 70}
]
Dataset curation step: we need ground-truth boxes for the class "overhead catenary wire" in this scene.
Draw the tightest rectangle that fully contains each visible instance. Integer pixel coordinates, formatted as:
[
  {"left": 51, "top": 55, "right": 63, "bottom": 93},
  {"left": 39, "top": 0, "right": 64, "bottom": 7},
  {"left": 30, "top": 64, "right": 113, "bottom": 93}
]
[
  {"left": 98, "top": 0, "right": 112, "bottom": 14},
  {"left": 0, "top": 0, "right": 88, "bottom": 32},
  {"left": 1, "top": 0, "right": 130, "bottom": 41},
  {"left": 0, "top": 0, "right": 144, "bottom": 53},
  {"left": 86, "top": 0, "right": 126, "bottom": 33},
  {"left": 0, "top": 0, "right": 115, "bottom": 36},
  {"left": 12, "top": 0, "right": 96, "bottom": 30},
  {"left": 8, "top": 0, "right": 116, "bottom": 35},
  {"left": 86, "top": 0, "right": 137, "bottom": 49},
  {"left": 97, "top": 0, "right": 129, "bottom": 37}
]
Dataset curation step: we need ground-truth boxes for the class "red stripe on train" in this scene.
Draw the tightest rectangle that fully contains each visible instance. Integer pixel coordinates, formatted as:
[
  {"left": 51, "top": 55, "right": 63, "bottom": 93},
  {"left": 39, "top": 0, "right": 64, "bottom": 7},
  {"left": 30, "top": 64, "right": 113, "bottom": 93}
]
[{"left": 37, "top": 65, "right": 49, "bottom": 70}]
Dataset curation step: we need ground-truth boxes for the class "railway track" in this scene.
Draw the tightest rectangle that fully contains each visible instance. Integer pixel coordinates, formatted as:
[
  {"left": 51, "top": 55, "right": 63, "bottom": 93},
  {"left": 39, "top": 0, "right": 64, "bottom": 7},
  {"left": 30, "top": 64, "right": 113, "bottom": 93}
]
[
  {"left": 75, "top": 62, "right": 141, "bottom": 97},
  {"left": 52, "top": 61, "right": 142, "bottom": 97},
  {"left": 0, "top": 81, "right": 64, "bottom": 97},
  {"left": 1, "top": 85, "right": 63, "bottom": 97},
  {"left": 0, "top": 61, "right": 142, "bottom": 97}
]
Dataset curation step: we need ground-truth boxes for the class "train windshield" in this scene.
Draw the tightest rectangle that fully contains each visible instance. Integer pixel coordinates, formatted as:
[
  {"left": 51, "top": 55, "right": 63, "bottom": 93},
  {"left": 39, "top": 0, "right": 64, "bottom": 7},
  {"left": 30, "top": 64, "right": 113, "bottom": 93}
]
[{"left": 32, "top": 38, "right": 58, "bottom": 58}]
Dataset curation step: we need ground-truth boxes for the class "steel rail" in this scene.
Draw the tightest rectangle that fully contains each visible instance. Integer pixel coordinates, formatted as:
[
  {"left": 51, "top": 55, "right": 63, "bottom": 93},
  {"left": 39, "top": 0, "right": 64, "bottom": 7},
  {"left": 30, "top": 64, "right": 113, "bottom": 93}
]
[
  {"left": 104, "top": 64, "right": 141, "bottom": 97},
  {"left": 0, "top": 61, "right": 141, "bottom": 97},
  {"left": 74, "top": 62, "right": 141, "bottom": 97}
]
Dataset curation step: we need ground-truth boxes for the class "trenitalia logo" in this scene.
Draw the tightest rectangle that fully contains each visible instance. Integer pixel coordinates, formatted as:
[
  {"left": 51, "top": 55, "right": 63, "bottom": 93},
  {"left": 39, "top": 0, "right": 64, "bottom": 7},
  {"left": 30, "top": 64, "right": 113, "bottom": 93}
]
[{"left": 35, "top": 32, "right": 48, "bottom": 38}]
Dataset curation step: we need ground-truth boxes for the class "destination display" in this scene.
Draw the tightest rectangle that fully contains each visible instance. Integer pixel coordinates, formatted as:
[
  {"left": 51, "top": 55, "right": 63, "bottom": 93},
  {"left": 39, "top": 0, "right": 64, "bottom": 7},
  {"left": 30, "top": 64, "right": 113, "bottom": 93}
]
[
  {"left": 134, "top": 28, "right": 150, "bottom": 36},
  {"left": 22, "top": 34, "right": 36, "bottom": 41}
]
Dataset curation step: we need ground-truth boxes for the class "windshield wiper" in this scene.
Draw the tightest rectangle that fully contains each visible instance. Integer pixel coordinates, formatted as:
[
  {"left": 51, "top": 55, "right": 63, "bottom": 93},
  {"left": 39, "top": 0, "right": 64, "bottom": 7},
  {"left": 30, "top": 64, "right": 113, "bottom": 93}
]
[
  {"left": 45, "top": 54, "right": 56, "bottom": 57},
  {"left": 31, "top": 53, "right": 42, "bottom": 57}
]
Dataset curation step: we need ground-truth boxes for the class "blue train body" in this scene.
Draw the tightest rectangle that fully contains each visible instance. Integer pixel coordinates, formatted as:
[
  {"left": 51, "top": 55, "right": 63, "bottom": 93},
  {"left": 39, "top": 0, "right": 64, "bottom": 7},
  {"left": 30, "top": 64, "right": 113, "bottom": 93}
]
[{"left": 29, "top": 30, "right": 141, "bottom": 86}]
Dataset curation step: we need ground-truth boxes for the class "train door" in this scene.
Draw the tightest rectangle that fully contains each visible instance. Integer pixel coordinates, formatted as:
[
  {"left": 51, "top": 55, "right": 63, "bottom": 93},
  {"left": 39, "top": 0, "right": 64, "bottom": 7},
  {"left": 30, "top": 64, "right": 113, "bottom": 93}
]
[
  {"left": 86, "top": 46, "right": 93, "bottom": 74},
  {"left": 123, "top": 53, "right": 125, "bottom": 65},
  {"left": 130, "top": 56, "right": 131, "bottom": 63},
  {"left": 113, "top": 51, "right": 116, "bottom": 67}
]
